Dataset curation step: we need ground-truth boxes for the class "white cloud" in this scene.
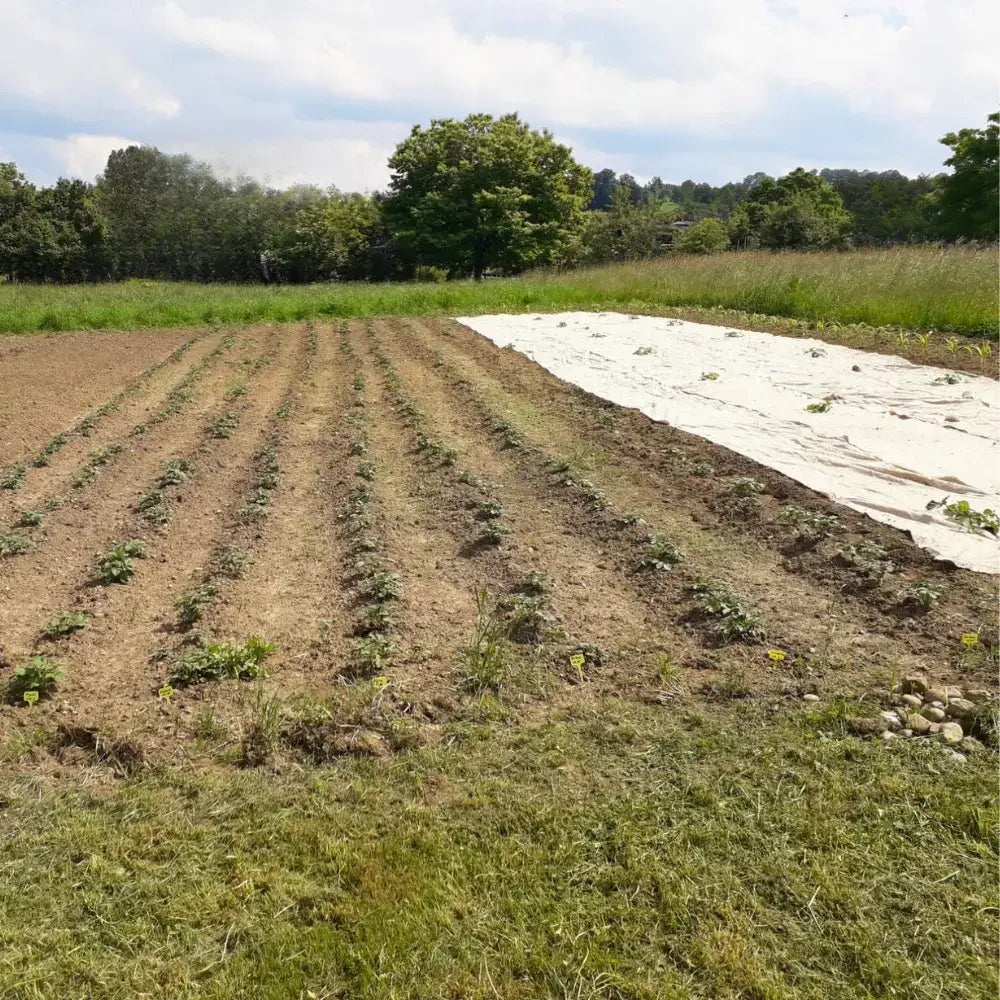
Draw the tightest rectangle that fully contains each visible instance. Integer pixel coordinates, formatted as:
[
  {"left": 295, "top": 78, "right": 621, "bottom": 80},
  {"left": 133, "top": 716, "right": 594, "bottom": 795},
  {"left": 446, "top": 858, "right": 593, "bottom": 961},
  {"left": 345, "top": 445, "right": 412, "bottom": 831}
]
[
  {"left": 59, "top": 135, "right": 142, "bottom": 182},
  {"left": 1, "top": 0, "right": 996, "bottom": 188}
]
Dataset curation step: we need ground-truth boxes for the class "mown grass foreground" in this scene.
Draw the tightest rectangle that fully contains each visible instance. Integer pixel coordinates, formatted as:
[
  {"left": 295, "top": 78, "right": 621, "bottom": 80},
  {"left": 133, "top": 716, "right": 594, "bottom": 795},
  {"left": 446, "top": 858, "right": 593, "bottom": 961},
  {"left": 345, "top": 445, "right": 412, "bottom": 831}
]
[
  {"left": 1, "top": 245, "right": 996, "bottom": 336},
  {"left": 1, "top": 703, "right": 996, "bottom": 1000}
]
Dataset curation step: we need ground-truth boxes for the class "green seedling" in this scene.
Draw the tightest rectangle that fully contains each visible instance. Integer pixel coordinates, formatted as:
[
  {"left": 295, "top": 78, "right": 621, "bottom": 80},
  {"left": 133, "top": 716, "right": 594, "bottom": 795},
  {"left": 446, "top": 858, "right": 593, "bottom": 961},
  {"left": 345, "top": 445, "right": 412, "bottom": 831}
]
[
  {"left": 477, "top": 498, "right": 505, "bottom": 520},
  {"left": 633, "top": 346, "right": 654, "bottom": 356},
  {"left": 700, "top": 371, "right": 719, "bottom": 380},
  {"left": 904, "top": 581, "right": 941, "bottom": 610},
  {"left": 5, "top": 656, "right": 64, "bottom": 704},
  {"left": 137, "top": 491, "right": 170, "bottom": 525},
  {"left": 32, "top": 434, "right": 68, "bottom": 467},
  {"left": 356, "top": 461, "right": 376, "bottom": 481},
  {"left": 519, "top": 570, "right": 552, "bottom": 595},
  {"left": 157, "top": 459, "right": 191, "bottom": 487},
  {"left": 96, "top": 540, "right": 148, "bottom": 584},
  {"left": 349, "top": 436, "right": 369, "bottom": 456},
  {"left": 836, "top": 541, "right": 895, "bottom": 588},
  {"left": 367, "top": 571, "right": 402, "bottom": 603},
  {"left": 209, "top": 411, "right": 240, "bottom": 438},
  {"left": 727, "top": 477, "right": 765, "bottom": 497},
  {"left": 210, "top": 544, "right": 247, "bottom": 579},
  {"left": 780, "top": 505, "right": 839, "bottom": 542},
  {"left": 638, "top": 534, "right": 684, "bottom": 572},
  {"left": 355, "top": 603, "right": 396, "bottom": 636},
  {"left": 478, "top": 522, "right": 508, "bottom": 546},
  {"left": 0, "top": 532, "right": 36, "bottom": 557},
  {"left": 805, "top": 399, "right": 832, "bottom": 413},
  {"left": 946, "top": 337, "right": 959, "bottom": 354},
  {"left": 926, "top": 497, "right": 999, "bottom": 535},
  {"left": 169, "top": 636, "right": 275, "bottom": 687},
  {"left": 39, "top": 611, "right": 89, "bottom": 640},
  {"left": 689, "top": 578, "right": 765, "bottom": 643},
  {"left": 349, "top": 634, "right": 394, "bottom": 677},
  {"left": 1, "top": 464, "right": 27, "bottom": 490},
  {"left": 15, "top": 508, "right": 43, "bottom": 528},
  {"left": 175, "top": 584, "right": 218, "bottom": 628}
]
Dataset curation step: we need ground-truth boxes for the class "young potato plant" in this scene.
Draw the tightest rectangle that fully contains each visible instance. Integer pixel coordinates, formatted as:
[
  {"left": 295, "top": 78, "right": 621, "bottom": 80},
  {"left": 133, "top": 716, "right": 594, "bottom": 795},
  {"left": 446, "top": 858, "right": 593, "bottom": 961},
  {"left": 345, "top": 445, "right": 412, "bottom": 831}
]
[
  {"left": 903, "top": 580, "right": 941, "bottom": 611},
  {"left": 175, "top": 584, "right": 218, "bottom": 629},
  {"left": 926, "top": 497, "right": 999, "bottom": 536},
  {"left": 157, "top": 459, "right": 191, "bottom": 487},
  {"left": 209, "top": 411, "right": 240, "bottom": 439},
  {"left": 137, "top": 490, "right": 170, "bottom": 526},
  {"left": 780, "top": 505, "right": 839, "bottom": 542},
  {"left": 689, "top": 578, "right": 766, "bottom": 643},
  {"left": 0, "top": 463, "right": 27, "bottom": 491},
  {"left": 210, "top": 544, "right": 247, "bottom": 579},
  {"left": 96, "top": 540, "right": 148, "bottom": 584},
  {"left": 5, "top": 656, "right": 64, "bottom": 704},
  {"left": 39, "top": 611, "right": 89, "bottom": 640},
  {"left": 32, "top": 434, "right": 68, "bottom": 467},
  {"left": 836, "top": 541, "right": 895, "bottom": 588},
  {"left": 0, "top": 532, "right": 37, "bottom": 557},
  {"left": 15, "top": 508, "right": 43, "bottom": 528},
  {"left": 638, "top": 534, "right": 684, "bottom": 572}
]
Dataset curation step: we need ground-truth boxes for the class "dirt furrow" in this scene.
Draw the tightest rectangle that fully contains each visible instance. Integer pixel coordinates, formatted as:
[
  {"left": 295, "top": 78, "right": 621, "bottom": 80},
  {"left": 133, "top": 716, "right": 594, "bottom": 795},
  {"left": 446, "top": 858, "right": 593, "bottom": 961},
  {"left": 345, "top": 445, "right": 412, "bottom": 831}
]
[
  {"left": 0, "top": 328, "right": 226, "bottom": 522},
  {"left": 425, "top": 318, "right": 997, "bottom": 655},
  {"left": 199, "top": 323, "right": 356, "bottom": 697},
  {"left": 365, "top": 319, "right": 710, "bottom": 701},
  {"left": 0, "top": 326, "right": 200, "bottom": 464},
  {"left": 384, "top": 318, "right": 950, "bottom": 693},
  {"left": 0, "top": 325, "right": 309, "bottom": 739},
  {"left": 0, "top": 328, "right": 278, "bottom": 657}
]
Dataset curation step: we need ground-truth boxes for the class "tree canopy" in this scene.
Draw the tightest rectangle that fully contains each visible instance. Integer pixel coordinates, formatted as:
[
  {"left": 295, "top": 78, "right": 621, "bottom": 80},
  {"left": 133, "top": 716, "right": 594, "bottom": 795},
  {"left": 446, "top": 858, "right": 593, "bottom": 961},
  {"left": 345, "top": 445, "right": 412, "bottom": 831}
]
[
  {"left": 384, "top": 113, "right": 593, "bottom": 279},
  {"left": 931, "top": 112, "right": 999, "bottom": 241}
]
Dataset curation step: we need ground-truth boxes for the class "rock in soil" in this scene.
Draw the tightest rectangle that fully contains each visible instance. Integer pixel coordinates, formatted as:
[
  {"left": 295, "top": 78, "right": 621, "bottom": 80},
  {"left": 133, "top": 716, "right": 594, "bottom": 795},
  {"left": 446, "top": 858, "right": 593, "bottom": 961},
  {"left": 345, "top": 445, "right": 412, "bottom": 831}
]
[
  {"left": 880, "top": 710, "right": 902, "bottom": 730},
  {"left": 945, "top": 698, "right": 975, "bottom": 719},
  {"left": 907, "top": 714, "right": 933, "bottom": 735},
  {"left": 802, "top": 693, "right": 820, "bottom": 702},
  {"left": 901, "top": 675, "right": 928, "bottom": 695},
  {"left": 924, "top": 687, "right": 949, "bottom": 705},
  {"left": 939, "top": 722, "right": 964, "bottom": 744},
  {"left": 921, "top": 706, "right": 946, "bottom": 723},
  {"left": 965, "top": 688, "right": 992, "bottom": 704},
  {"left": 901, "top": 694, "right": 923, "bottom": 709},
  {"left": 960, "top": 737, "right": 986, "bottom": 755},
  {"left": 847, "top": 717, "right": 889, "bottom": 736}
]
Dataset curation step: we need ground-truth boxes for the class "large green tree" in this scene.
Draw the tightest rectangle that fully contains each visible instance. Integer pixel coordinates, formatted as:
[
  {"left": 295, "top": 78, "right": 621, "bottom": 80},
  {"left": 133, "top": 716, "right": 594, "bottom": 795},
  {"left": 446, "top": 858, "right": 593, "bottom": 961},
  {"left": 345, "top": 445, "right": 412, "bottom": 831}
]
[
  {"left": 384, "top": 113, "right": 592, "bottom": 279},
  {"left": 932, "top": 112, "right": 999, "bottom": 240},
  {"left": 727, "top": 169, "right": 851, "bottom": 250}
]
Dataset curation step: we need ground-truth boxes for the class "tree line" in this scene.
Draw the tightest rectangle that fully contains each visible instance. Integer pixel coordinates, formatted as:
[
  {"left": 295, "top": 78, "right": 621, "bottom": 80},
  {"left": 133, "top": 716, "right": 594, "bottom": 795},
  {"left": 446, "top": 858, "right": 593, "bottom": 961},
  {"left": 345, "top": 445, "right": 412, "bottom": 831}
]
[{"left": 0, "top": 112, "right": 995, "bottom": 284}]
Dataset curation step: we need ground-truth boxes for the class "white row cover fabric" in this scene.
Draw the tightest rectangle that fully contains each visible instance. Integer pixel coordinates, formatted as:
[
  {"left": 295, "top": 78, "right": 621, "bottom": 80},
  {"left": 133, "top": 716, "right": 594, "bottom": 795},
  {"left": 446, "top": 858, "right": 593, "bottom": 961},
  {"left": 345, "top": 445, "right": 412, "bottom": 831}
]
[{"left": 456, "top": 312, "right": 1000, "bottom": 574}]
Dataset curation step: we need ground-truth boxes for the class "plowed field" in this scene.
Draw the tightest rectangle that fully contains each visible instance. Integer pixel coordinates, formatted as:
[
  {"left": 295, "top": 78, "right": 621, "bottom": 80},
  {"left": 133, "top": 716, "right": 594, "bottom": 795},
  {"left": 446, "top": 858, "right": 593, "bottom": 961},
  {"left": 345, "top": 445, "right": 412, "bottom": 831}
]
[{"left": 1, "top": 319, "right": 996, "bottom": 749}]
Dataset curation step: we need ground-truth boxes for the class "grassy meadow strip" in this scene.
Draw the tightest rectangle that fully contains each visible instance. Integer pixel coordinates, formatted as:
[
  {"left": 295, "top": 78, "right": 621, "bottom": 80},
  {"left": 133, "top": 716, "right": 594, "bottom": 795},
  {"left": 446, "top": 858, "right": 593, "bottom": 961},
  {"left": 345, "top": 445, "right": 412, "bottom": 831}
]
[
  {"left": 0, "top": 702, "right": 995, "bottom": 999},
  {"left": 0, "top": 246, "right": 995, "bottom": 336}
]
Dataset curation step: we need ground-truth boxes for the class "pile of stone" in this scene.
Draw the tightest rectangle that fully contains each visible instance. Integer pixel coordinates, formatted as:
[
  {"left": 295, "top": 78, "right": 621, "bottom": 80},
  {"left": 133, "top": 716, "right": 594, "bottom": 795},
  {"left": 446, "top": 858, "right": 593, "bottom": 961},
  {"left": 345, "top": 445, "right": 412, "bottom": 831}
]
[{"left": 847, "top": 674, "right": 994, "bottom": 756}]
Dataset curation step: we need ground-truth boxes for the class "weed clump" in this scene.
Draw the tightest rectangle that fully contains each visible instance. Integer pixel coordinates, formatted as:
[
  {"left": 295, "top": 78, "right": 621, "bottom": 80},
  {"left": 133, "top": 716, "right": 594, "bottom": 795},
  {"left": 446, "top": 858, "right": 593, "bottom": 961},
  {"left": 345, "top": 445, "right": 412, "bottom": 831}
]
[{"left": 169, "top": 636, "right": 275, "bottom": 687}]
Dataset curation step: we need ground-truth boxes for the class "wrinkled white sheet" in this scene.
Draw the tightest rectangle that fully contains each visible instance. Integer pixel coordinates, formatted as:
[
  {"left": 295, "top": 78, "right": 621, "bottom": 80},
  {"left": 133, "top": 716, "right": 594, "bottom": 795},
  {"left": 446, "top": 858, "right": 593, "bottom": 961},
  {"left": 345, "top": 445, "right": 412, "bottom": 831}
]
[{"left": 456, "top": 312, "right": 1000, "bottom": 574}]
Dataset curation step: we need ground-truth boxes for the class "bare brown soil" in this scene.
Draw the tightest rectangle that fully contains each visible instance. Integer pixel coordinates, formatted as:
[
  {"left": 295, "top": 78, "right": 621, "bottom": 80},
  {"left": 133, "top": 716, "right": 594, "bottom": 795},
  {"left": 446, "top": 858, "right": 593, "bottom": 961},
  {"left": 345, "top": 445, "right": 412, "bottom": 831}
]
[
  {"left": 0, "top": 327, "right": 198, "bottom": 459},
  {"left": 1, "top": 319, "right": 995, "bottom": 761}
]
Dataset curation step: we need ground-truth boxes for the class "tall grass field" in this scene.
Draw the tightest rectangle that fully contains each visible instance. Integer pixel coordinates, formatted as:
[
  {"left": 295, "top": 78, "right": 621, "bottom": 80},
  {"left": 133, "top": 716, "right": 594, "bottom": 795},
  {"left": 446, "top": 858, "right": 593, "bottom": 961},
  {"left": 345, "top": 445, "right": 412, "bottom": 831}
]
[{"left": 0, "top": 246, "right": 995, "bottom": 336}]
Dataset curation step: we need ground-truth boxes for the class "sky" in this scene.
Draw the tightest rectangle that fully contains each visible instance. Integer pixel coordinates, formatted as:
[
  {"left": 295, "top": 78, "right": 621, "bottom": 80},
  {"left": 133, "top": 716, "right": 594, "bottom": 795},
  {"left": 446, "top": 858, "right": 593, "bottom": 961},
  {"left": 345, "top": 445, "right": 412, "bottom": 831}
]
[{"left": 1, "top": 0, "right": 996, "bottom": 192}]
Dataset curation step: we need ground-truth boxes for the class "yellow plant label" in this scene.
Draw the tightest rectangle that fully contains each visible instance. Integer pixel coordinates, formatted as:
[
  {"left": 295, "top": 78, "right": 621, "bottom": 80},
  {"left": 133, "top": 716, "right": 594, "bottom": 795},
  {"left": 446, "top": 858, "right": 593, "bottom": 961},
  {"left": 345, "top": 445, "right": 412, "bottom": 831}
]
[
  {"left": 23, "top": 690, "right": 39, "bottom": 706},
  {"left": 961, "top": 633, "right": 979, "bottom": 646},
  {"left": 158, "top": 686, "right": 174, "bottom": 701},
  {"left": 569, "top": 653, "right": 586, "bottom": 670},
  {"left": 372, "top": 676, "right": 388, "bottom": 690},
  {"left": 767, "top": 649, "right": 786, "bottom": 662}
]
